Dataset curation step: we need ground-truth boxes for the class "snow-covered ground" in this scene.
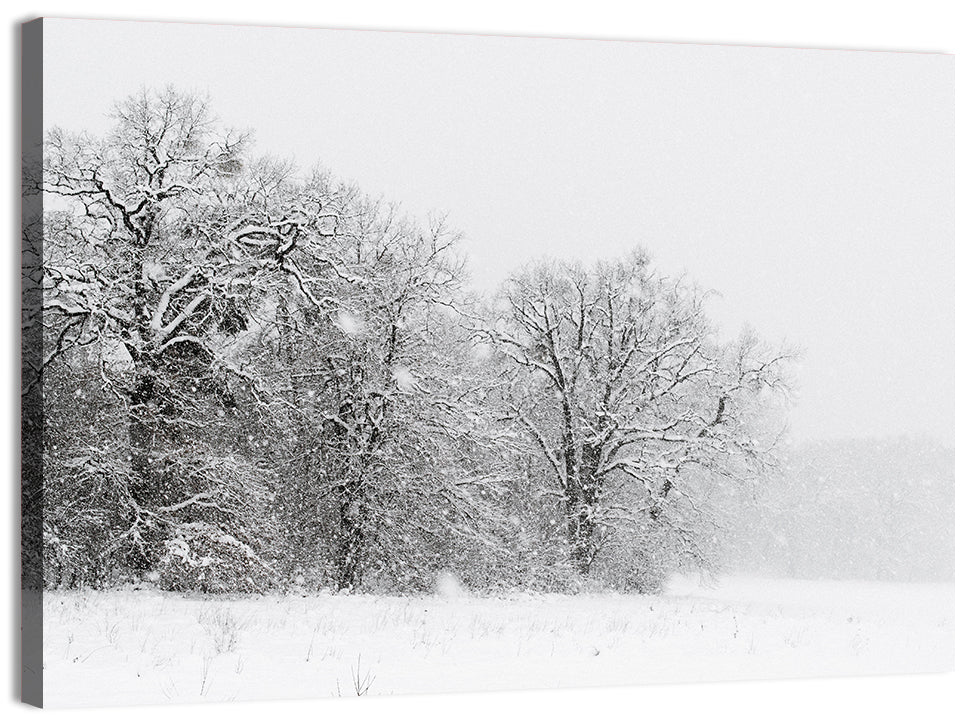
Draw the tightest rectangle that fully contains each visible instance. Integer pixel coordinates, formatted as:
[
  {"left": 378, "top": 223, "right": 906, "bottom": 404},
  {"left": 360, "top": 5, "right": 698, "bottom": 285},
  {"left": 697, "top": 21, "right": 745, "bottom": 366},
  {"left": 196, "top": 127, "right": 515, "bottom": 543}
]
[{"left": 40, "top": 576, "right": 953, "bottom": 708}]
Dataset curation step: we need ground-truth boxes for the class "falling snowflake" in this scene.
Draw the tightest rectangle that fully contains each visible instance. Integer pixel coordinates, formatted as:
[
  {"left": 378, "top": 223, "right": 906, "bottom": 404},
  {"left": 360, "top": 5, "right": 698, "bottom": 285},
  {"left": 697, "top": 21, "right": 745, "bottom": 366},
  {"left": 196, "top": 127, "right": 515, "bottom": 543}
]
[
  {"left": 391, "top": 366, "right": 419, "bottom": 393},
  {"left": 333, "top": 310, "right": 366, "bottom": 336}
]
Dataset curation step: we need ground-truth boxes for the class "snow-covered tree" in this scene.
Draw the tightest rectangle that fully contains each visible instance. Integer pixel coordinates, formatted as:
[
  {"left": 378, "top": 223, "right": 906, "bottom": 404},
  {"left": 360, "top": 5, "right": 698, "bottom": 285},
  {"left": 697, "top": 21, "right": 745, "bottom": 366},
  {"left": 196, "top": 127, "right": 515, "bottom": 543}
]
[
  {"left": 40, "top": 88, "right": 516, "bottom": 593},
  {"left": 41, "top": 89, "right": 283, "bottom": 588},
  {"left": 37, "top": 87, "right": 796, "bottom": 596},
  {"left": 245, "top": 178, "right": 515, "bottom": 592},
  {"left": 487, "top": 250, "right": 791, "bottom": 587}
]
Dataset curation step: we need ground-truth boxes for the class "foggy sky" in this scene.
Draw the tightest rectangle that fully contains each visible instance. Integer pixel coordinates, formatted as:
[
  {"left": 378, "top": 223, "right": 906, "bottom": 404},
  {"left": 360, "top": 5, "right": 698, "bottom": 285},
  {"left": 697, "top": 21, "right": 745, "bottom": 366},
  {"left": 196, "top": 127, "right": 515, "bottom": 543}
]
[{"left": 40, "top": 18, "right": 954, "bottom": 445}]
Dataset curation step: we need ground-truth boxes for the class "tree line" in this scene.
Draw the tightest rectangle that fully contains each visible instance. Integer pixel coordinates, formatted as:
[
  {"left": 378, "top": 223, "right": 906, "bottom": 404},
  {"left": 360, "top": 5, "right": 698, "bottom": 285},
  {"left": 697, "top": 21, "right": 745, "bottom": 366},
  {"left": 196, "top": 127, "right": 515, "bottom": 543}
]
[
  {"left": 29, "top": 88, "right": 792, "bottom": 594},
  {"left": 729, "top": 437, "right": 954, "bottom": 582}
]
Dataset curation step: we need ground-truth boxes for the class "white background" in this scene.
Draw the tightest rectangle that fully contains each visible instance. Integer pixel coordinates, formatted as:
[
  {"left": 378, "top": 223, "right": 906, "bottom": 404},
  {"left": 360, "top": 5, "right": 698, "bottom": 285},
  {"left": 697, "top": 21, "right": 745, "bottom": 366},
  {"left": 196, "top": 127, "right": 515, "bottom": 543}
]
[{"left": 3, "top": 2, "right": 961, "bottom": 719}]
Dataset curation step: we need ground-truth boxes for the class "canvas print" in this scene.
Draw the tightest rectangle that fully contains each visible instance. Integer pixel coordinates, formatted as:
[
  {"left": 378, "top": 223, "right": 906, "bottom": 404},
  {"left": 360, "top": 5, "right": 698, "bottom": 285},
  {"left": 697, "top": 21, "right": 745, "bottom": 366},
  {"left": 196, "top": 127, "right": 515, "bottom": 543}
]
[{"left": 21, "top": 18, "right": 953, "bottom": 708}]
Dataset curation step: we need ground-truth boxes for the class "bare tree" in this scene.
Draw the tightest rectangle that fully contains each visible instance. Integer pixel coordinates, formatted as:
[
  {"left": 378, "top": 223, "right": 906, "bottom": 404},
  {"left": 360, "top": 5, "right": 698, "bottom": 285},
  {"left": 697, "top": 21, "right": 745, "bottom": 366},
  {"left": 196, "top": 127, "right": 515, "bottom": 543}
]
[
  {"left": 40, "top": 88, "right": 289, "bottom": 585},
  {"left": 250, "top": 183, "right": 514, "bottom": 591},
  {"left": 487, "top": 250, "right": 791, "bottom": 583}
]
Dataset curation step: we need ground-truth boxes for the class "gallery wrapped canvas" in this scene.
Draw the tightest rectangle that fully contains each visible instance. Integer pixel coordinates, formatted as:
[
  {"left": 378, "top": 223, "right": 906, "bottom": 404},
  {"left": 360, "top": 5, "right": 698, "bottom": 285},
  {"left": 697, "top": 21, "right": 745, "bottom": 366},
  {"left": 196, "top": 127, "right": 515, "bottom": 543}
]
[{"left": 21, "top": 17, "right": 953, "bottom": 708}]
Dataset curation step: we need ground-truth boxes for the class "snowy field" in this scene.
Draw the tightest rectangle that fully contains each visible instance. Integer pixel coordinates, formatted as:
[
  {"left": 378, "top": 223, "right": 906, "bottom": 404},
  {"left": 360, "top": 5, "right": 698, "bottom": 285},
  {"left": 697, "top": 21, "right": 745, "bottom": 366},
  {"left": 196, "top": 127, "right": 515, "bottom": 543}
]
[{"left": 40, "top": 576, "right": 953, "bottom": 708}]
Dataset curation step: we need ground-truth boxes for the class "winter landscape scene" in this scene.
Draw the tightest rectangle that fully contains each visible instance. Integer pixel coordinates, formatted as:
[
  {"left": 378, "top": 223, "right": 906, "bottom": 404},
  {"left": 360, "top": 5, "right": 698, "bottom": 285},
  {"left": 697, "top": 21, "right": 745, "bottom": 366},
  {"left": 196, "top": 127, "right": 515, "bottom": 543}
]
[{"left": 23, "top": 20, "right": 953, "bottom": 707}]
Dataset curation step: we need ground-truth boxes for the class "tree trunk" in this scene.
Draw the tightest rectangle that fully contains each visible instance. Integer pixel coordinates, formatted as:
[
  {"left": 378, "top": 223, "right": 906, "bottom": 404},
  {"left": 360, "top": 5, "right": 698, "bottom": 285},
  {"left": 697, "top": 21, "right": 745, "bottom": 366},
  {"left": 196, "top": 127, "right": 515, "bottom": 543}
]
[
  {"left": 335, "top": 477, "right": 365, "bottom": 591},
  {"left": 566, "top": 491, "right": 596, "bottom": 574},
  {"left": 125, "top": 241, "right": 162, "bottom": 572},
  {"left": 332, "top": 392, "right": 378, "bottom": 592},
  {"left": 126, "top": 362, "right": 162, "bottom": 572},
  {"left": 566, "top": 442, "right": 603, "bottom": 575}
]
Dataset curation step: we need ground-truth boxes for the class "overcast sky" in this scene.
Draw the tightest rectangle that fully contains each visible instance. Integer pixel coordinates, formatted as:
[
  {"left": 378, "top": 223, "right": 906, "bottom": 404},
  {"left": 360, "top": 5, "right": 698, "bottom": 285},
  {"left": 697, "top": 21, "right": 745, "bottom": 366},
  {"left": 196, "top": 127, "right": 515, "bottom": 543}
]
[{"left": 42, "top": 18, "right": 954, "bottom": 445}]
